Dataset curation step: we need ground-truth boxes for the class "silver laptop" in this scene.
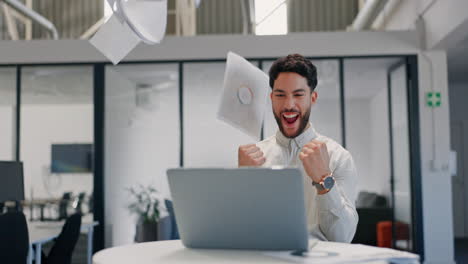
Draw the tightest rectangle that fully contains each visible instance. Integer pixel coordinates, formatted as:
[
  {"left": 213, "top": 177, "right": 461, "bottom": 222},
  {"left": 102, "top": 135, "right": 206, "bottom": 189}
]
[{"left": 167, "top": 168, "right": 308, "bottom": 251}]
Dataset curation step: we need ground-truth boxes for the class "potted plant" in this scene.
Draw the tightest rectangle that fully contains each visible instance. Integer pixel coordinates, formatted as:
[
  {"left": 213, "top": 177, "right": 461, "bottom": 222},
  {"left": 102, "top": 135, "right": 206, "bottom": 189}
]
[{"left": 126, "top": 184, "right": 161, "bottom": 242}]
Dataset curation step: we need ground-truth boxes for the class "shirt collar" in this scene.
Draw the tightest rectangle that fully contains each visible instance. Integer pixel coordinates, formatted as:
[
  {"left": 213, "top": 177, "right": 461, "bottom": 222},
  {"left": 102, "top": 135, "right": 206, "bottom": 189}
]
[{"left": 276, "top": 123, "right": 318, "bottom": 149}]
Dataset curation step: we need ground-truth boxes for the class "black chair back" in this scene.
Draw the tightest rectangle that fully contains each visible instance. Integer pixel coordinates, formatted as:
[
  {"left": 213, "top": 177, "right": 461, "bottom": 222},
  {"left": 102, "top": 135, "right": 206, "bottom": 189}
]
[
  {"left": 46, "top": 213, "right": 82, "bottom": 264},
  {"left": 88, "top": 194, "right": 93, "bottom": 213},
  {"left": 75, "top": 192, "right": 86, "bottom": 214},
  {"left": 0, "top": 212, "right": 30, "bottom": 264},
  {"left": 164, "top": 199, "right": 179, "bottom": 240},
  {"left": 58, "top": 192, "right": 73, "bottom": 220},
  {"left": 352, "top": 207, "right": 392, "bottom": 245}
]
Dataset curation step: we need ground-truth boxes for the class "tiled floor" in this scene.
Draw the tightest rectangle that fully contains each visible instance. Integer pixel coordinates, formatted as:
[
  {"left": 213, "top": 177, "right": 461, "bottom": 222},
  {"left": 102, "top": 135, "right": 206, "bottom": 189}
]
[{"left": 455, "top": 238, "right": 468, "bottom": 264}]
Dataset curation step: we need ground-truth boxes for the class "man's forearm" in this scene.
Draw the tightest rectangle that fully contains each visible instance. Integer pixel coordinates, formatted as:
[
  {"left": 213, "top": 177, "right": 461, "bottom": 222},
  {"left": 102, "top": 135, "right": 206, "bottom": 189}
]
[{"left": 316, "top": 185, "right": 358, "bottom": 243}]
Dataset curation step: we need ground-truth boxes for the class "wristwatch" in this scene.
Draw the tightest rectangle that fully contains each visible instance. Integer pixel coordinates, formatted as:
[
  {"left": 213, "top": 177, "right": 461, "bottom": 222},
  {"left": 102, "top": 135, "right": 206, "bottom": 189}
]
[{"left": 312, "top": 173, "right": 335, "bottom": 192}]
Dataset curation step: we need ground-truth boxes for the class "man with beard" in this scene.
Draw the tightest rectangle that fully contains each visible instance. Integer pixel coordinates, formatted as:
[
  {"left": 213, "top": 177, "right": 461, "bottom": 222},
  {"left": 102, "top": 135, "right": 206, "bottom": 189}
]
[{"left": 238, "top": 54, "right": 358, "bottom": 243}]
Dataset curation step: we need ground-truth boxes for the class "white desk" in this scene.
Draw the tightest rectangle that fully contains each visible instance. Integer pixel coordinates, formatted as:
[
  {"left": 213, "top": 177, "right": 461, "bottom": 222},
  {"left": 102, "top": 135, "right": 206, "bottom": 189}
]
[
  {"left": 93, "top": 240, "right": 420, "bottom": 264},
  {"left": 28, "top": 220, "right": 98, "bottom": 264}
]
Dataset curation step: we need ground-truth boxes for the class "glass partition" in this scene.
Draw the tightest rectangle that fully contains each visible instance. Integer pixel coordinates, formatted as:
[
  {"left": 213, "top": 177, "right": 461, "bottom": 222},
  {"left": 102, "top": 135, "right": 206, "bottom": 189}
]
[
  {"left": 20, "top": 66, "right": 94, "bottom": 222},
  {"left": 104, "top": 63, "right": 180, "bottom": 246},
  {"left": 0, "top": 67, "right": 17, "bottom": 161},
  {"left": 344, "top": 57, "right": 414, "bottom": 252},
  {"left": 344, "top": 58, "right": 398, "bottom": 202}
]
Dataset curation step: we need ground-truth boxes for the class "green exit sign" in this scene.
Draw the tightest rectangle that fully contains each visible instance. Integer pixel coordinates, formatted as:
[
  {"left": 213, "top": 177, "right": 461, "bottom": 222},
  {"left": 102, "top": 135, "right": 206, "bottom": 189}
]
[{"left": 426, "top": 92, "right": 441, "bottom": 108}]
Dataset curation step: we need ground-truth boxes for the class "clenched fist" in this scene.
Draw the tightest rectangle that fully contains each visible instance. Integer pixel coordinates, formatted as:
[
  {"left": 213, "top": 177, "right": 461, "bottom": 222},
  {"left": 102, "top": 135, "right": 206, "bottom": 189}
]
[
  {"left": 238, "top": 144, "right": 266, "bottom": 167},
  {"left": 299, "top": 140, "right": 331, "bottom": 183}
]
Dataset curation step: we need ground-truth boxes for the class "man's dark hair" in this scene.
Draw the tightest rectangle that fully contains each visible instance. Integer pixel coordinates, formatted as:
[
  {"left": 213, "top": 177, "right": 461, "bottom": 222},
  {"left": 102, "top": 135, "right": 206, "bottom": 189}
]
[{"left": 268, "top": 54, "right": 318, "bottom": 92}]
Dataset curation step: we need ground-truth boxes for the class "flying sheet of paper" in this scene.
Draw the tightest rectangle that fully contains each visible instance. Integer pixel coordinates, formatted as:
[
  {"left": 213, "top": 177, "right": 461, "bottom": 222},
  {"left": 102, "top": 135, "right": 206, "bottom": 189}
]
[
  {"left": 91, "top": 0, "right": 167, "bottom": 65},
  {"left": 217, "top": 52, "right": 269, "bottom": 140},
  {"left": 121, "top": 0, "right": 167, "bottom": 44},
  {"left": 90, "top": 15, "right": 140, "bottom": 65}
]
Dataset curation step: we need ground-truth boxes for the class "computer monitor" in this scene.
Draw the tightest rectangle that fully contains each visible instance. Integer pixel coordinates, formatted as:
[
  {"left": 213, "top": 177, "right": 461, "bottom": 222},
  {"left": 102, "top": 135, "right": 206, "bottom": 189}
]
[
  {"left": 51, "top": 144, "right": 93, "bottom": 173},
  {"left": 0, "top": 161, "right": 25, "bottom": 202}
]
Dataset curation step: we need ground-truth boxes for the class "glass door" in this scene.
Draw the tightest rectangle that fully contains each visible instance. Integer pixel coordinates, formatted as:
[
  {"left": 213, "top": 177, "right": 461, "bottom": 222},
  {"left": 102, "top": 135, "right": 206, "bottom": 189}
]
[{"left": 388, "top": 61, "right": 413, "bottom": 251}]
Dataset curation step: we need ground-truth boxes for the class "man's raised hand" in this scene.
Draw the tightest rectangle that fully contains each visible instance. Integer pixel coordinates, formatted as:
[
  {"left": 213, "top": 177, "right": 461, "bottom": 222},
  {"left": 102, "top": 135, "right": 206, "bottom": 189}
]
[{"left": 238, "top": 144, "right": 266, "bottom": 167}]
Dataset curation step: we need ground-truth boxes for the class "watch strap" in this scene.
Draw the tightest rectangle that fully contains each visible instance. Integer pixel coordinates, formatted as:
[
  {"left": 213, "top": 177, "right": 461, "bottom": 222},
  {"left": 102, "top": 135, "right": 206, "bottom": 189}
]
[
  {"left": 312, "top": 173, "right": 334, "bottom": 191},
  {"left": 312, "top": 180, "right": 326, "bottom": 191}
]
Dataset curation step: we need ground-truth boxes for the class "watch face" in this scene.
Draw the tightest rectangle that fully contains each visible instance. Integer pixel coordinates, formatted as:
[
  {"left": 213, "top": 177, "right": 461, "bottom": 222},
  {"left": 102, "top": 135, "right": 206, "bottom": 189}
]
[{"left": 323, "top": 177, "right": 335, "bottom": 189}]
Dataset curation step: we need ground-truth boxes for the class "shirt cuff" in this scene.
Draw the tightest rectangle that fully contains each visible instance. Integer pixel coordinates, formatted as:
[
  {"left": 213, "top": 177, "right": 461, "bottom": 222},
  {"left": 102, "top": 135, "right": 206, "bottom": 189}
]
[{"left": 316, "top": 185, "right": 343, "bottom": 217}]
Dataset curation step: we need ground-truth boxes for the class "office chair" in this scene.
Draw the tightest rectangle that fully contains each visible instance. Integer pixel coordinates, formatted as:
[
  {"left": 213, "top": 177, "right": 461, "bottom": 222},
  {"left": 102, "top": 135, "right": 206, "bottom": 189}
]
[
  {"left": 58, "top": 192, "right": 73, "bottom": 220},
  {"left": 41, "top": 213, "right": 82, "bottom": 264},
  {"left": 0, "top": 211, "right": 30, "bottom": 264},
  {"left": 88, "top": 193, "right": 93, "bottom": 214},
  {"left": 5, "top": 201, "right": 23, "bottom": 213},
  {"left": 72, "top": 192, "right": 86, "bottom": 214}
]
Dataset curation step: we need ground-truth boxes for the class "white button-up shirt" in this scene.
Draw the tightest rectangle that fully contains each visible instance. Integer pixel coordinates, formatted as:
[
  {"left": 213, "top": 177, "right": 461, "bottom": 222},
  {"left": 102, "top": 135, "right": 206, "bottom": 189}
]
[{"left": 257, "top": 123, "right": 358, "bottom": 243}]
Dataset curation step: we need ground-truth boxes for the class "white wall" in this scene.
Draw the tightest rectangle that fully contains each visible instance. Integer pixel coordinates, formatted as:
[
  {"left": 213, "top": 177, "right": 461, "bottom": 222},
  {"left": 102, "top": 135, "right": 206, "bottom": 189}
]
[
  {"left": 20, "top": 104, "right": 94, "bottom": 200},
  {"left": 418, "top": 51, "right": 454, "bottom": 264}
]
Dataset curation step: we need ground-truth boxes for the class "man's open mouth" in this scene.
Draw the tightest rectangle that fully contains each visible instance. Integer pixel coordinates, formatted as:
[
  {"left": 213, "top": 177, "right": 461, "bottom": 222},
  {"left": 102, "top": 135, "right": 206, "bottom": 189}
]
[{"left": 282, "top": 112, "right": 299, "bottom": 124}]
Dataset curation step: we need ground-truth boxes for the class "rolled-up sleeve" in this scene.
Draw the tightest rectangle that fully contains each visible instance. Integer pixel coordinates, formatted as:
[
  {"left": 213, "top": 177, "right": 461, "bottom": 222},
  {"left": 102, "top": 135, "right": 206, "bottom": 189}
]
[{"left": 316, "top": 151, "right": 358, "bottom": 243}]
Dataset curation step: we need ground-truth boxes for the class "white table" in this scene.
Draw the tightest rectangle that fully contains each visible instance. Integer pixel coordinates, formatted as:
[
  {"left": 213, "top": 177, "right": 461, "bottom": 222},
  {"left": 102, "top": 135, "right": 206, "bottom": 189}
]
[
  {"left": 93, "top": 240, "right": 420, "bottom": 264},
  {"left": 27, "top": 220, "right": 98, "bottom": 264}
]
